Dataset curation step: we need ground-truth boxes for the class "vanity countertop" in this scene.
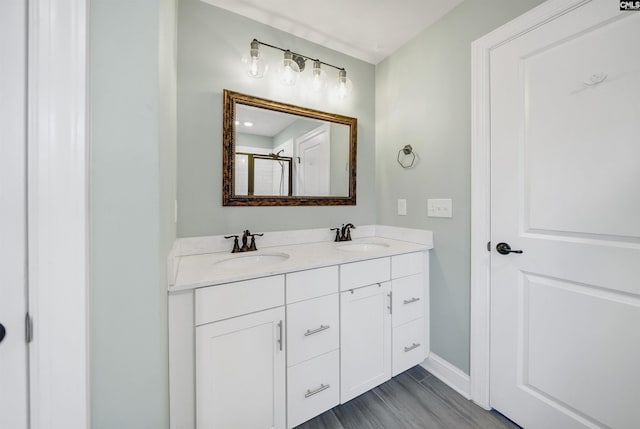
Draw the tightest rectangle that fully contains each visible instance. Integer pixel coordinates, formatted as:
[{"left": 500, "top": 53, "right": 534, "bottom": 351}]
[{"left": 170, "top": 236, "right": 430, "bottom": 291}]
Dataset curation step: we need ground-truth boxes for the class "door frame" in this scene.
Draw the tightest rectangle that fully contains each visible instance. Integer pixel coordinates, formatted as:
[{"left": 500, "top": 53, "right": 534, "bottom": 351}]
[
  {"left": 0, "top": 1, "right": 29, "bottom": 426},
  {"left": 27, "top": 1, "right": 89, "bottom": 427},
  {"left": 469, "top": 0, "right": 592, "bottom": 410}
]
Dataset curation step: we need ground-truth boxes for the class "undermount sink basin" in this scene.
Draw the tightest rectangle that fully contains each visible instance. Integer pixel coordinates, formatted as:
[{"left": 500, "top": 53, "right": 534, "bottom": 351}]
[
  {"left": 335, "top": 242, "right": 390, "bottom": 252},
  {"left": 214, "top": 253, "right": 290, "bottom": 269}
]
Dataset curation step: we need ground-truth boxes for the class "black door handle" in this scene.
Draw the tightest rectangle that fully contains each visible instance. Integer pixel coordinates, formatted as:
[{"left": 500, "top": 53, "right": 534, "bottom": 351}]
[
  {"left": 496, "top": 242, "right": 523, "bottom": 255},
  {"left": 0, "top": 323, "right": 5, "bottom": 343}
]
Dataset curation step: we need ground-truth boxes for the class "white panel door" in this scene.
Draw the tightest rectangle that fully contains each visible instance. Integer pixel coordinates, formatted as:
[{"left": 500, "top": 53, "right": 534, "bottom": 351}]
[
  {"left": 196, "top": 307, "right": 286, "bottom": 429},
  {"left": 295, "top": 124, "right": 330, "bottom": 196},
  {"left": 0, "top": 1, "right": 29, "bottom": 427},
  {"left": 490, "top": 1, "right": 640, "bottom": 428},
  {"left": 340, "top": 282, "right": 391, "bottom": 403}
]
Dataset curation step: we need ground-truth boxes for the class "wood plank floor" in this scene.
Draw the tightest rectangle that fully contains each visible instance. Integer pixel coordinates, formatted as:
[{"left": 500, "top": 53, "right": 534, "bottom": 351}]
[{"left": 295, "top": 366, "right": 520, "bottom": 429}]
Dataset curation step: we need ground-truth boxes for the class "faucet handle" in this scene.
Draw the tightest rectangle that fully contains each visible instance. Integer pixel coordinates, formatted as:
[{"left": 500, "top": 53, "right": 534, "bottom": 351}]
[
  {"left": 330, "top": 228, "right": 340, "bottom": 242},
  {"left": 224, "top": 235, "right": 241, "bottom": 253},
  {"left": 247, "top": 232, "right": 263, "bottom": 251}
]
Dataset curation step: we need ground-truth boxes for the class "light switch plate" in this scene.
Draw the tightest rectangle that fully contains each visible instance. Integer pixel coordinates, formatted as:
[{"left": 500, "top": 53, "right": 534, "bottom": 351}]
[
  {"left": 427, "top": 198, "right": 452, "bottom": 218},
  {"left": 397, "top": 199, "right": 407, "bottom": 216}
]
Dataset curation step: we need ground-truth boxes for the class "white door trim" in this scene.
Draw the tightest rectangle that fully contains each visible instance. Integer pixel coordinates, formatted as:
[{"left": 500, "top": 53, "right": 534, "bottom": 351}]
[
  {"left": 28, "top": 1, "right": 90, "bottom": 428},
  {"left": 469, "top": 0, "right": 592, "bottom": 410},
  {"left": 0, "top": 1, "right": 29, "bottom": 426}
]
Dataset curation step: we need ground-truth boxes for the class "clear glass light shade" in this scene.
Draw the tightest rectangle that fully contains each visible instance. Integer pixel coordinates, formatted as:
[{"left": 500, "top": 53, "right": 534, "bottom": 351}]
[
  {"left": 278, "top": 51, "right": 300, "bottom": 86},
  {"left": 242, "top": 40, "right": 267, "bottom": 78},
  {"left": 336, "top": 69, "right": 353, "bottom": 99},
  {"left": 308, "top": 60, "right": 327, "bottom": 92}
]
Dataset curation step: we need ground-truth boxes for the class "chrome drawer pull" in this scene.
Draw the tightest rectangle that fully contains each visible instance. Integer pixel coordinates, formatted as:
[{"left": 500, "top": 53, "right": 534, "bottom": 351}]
[
  {"left": 305, "top": 383, "right": 330, "bottom": 398},
  {"left": 404, "top": 342, "right": 420, "bottom": 352},
  {"left": 304, "top": 324, "right": 330, "bottom": 337},
  {"left": 403, "top": 297, "right": 420, "bottom": 305}
]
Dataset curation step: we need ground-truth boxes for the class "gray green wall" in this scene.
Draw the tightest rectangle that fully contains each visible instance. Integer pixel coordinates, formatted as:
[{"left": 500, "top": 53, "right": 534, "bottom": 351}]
[
  {"left": 375, "top": 0, "right": 544, "bottom": 373},
  {"left": 91, "top": 0, "right": 176, "bottom": 427},
  {"left": 177, "top": 0, "right": 376, "bottom": 237}
]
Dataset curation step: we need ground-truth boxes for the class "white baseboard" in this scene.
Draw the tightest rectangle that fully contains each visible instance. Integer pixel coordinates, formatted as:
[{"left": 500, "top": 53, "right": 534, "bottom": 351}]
[{"left": 421, "top": 353, "right": 471, "bottom": 400}]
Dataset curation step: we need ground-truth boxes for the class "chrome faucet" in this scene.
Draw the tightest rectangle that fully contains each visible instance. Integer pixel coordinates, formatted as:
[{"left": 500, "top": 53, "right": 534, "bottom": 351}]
[
  {"left": 225, "top": 229, "right": 264, "bottom": 253},
  {"left": 330, "top": 223, "right": 356, "bottom": 242}
]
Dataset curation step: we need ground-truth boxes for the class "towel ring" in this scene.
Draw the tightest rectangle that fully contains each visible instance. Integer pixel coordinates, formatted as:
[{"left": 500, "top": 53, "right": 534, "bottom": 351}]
[{"left": 397, "top": 145, "right": 416, "bottom": 169}]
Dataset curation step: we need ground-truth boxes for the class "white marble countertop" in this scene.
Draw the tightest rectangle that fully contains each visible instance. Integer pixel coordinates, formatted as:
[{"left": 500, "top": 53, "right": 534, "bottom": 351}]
[{"left": 170, "top": 236, "right": 430, "bottom": 291}]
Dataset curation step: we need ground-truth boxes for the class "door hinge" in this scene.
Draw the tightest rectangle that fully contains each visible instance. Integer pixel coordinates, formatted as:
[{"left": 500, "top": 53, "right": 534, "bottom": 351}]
[
  {"left": 487, "top": 241, "right": 491, "bottom": 252},
  {"left": 25, "top": 313, "right": 33, "bottom": 343}
]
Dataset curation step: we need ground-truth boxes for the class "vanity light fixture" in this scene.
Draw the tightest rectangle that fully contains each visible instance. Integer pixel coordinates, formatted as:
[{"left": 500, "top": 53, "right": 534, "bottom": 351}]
[{"left": 245, "top": 39, "right": 352, "bottom": 98}]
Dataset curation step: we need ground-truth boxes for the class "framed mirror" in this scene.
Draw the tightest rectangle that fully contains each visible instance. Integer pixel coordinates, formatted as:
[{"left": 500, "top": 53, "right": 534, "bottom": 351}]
[{"left": 223, "top": 90, "right": 357, "bottom": 206}]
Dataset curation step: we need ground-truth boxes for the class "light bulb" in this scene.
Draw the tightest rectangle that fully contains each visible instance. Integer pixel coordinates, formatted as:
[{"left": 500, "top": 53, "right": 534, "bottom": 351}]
[
  {"left": 278, "top": 50, "right": 300, "bottom": 86},
  {"left": 242, "top": 40, "right": 267, "bottom": 78},
  {"left": 336, "top": 69, "right": 352, "bottom": 99},
  {"left": 309, "top": 60, "right": 326, "bottom": 92}
]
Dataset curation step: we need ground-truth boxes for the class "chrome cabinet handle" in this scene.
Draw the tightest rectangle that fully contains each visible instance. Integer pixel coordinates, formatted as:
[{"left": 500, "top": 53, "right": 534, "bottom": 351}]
[
  {"left": 404, "top": 342, "right": 420, "bottom": 352},
  {"left": 305, "top": 383, "right": 330, "bottom": 398},
  {"left": 403, "top": 297, "right": 420, "bottom": 305},
  {"left": 277, "top": 320, "right": 283, "bottom": 351},
  {"left": 388, "top": 291, "right": 393, "bottom": 314},
  {"left": 304, "top": 324, "right": 330, "bottom": 337}
]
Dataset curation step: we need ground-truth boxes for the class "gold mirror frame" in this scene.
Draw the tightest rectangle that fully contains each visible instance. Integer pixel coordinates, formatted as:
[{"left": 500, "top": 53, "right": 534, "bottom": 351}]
[{"left": 223, "top": 89, "right": 357, "bottom": 206}]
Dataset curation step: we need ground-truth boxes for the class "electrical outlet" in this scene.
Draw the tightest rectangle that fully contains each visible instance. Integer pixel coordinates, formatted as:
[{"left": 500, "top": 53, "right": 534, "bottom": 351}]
[
  {"left": 427, "top": 198, "right": 452, "bottom": 218},
  {"left": 397, "top": 199, "right": 407, "bottom": 216}
]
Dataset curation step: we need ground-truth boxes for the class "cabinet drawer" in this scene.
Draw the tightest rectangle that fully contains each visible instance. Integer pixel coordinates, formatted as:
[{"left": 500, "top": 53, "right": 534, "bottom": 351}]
[
  {"left": 391, "top": 252, "right": 423, "bottom": 279},
  {"left": 340, "top": 257, "right": 390, "bottom": 291},
  {"left": 392, "top": 318, "right": 426, "bottom": 376},
  {"left": 392, "top": 274, "right": 425, "bottom": 327},
  {"left": 286, "top": 266, "right": 338, "bottom": 304},
  {"left": 287, "top": 294, "right": 339, "bottom": 366},
  {"left": 287, "top": 350, "right": 339, "bottom": 429},
  {"left": 195, "top": 275, "right": 284, "bottom": 325}
]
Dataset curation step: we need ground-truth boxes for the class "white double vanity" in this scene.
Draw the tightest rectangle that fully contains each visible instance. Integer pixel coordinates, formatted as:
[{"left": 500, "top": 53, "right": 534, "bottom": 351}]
[{"left": 168, "top": 225, "right": 433, "bottom": 428}]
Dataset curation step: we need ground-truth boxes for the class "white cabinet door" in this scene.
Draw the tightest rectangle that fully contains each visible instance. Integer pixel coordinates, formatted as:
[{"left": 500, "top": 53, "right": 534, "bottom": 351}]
[
  {"left": 340, "top": 282, "right": 391, "bottom": 403},
  {"left": 196, "top": 307, "right": 285, "bottom": 429}
]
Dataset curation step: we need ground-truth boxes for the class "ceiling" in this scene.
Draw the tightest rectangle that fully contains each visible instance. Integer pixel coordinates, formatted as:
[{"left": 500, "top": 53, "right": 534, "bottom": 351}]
[
  {"left": 236, "top": 104, "right": 318, "bottom": 137},
  {"left": 200, "top": 0, "right": 464, "bottom": 64}
]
